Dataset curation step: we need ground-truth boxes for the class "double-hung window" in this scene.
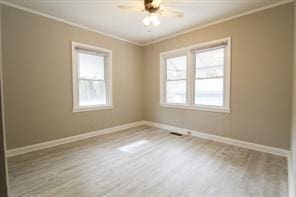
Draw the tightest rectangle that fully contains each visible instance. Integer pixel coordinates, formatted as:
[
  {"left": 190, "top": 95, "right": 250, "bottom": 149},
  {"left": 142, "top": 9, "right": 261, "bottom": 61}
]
[
  {"left": 72, "top": 42, "right": 112, "bottom": 112},
  {"left": 165, "top": 54, "right": 187, "bottom": 104},
  {"left": 160, "top": 37, "right": 231, "bottom": 113}
]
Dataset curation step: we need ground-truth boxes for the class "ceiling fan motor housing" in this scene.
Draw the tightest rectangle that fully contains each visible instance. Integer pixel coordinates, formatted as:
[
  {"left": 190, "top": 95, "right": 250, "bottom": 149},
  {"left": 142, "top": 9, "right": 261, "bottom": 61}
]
[{"left": 144, "top": 0, "right": 160, "bottom": 13}]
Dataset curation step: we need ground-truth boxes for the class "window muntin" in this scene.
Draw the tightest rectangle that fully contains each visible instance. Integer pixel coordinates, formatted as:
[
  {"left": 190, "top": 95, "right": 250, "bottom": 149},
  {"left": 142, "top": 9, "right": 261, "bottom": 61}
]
[
  {"left": 165, "top": 56, "right": 187, "bottom": 104},
  {"left": 72, "top": 42, "right": 112, "bottom": 112},
  {"left": 160, "top": 38, "right": 231, "bottom": 113}
]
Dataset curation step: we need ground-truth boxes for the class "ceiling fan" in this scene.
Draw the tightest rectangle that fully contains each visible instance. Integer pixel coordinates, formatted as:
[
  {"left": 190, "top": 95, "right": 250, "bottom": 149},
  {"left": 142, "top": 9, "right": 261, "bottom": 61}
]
[{"left": 118, "top": 0, "right": 183, "bottom": 27}]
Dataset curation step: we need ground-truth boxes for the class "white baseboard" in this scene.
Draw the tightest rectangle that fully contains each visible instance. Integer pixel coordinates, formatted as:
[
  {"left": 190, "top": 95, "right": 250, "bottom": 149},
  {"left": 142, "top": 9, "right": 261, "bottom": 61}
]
[
  {"left": 288, "top": 153, "right": 296, "bottom": 197},
  {"left": 6, "top": 120, "right": 293, "bottom": 196},
  {"left": 146, "top": 121, "right": 295, "bottom": 196},
  {"left": 6, "top": 121, "right": 145, "bottom": 157},
  {"left": 6, "top": 120, "right": 290, "bottom": 158},
  {"left": 143, "top": 121, "right": 289, "bottom": 157},
  {"left": 145, "top": 122, "right": 296, "bottom": 197}
]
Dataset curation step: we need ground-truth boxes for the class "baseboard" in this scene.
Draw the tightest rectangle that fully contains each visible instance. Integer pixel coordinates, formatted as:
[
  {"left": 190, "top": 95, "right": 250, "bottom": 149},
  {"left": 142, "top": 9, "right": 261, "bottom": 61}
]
[
  {"left": 143, "top": 121, "right": 289, "bottom": 157},
  {"left": 6, "top": 121, "right": 146, "bottom": 157},
  {"left": 147, "top": 120, "right": 294, "bottom": 196},
  {"left": 6, "top": 120, "right": 290, "bottom": 158},
  {"left": 288, "top": 153, "right": 296, "bottom": 197},
  {"left": 6, "top": 120, "right": 293, "bottom": 196}
]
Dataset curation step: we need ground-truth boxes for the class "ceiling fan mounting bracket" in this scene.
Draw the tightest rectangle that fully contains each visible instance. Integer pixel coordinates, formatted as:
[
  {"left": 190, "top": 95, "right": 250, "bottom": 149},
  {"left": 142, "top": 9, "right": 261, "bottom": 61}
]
[{"left": 144, "top": 0, "right": 160, "bottom": 13}]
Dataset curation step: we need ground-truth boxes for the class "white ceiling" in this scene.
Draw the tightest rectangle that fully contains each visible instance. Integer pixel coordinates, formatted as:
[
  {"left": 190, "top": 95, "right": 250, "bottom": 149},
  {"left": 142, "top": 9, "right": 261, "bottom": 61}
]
[{"left": 2, "top": 0, "right": 289, "bottom": 45}]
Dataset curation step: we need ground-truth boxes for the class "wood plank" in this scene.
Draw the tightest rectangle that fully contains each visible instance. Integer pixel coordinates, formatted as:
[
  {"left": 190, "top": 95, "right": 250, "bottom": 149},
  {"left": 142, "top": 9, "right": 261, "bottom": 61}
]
[{"left": 7, "top": 126, "right": 288, "bottom": 197}]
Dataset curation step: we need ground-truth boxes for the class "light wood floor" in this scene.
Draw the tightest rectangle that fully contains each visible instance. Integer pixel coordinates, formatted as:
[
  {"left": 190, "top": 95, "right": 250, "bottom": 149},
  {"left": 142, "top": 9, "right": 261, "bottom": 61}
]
[{"left": 8, "top": 126, "right": 288, "bottom": 197}]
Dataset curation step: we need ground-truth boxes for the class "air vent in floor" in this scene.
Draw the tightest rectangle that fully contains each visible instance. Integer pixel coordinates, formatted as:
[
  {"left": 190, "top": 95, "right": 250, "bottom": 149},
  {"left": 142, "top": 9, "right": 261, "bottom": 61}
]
[
  {"left": 222, "top": 152, "right": 232, "bottom": 158},
  {"left": 169, "top": 132, "right": 183, "bottom": 136}
]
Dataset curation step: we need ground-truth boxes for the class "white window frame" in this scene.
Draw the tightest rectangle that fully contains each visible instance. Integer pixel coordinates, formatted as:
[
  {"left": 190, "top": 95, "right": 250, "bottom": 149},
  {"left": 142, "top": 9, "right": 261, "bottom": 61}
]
[
  {"left": 160, "top": 37, "right": 231, "bottom": 113},
  {"left": 161, "top": 50, "right": 188, "bottom": 105},
  {"left": 72, "top": 41, "right": 113, "bottom": 112}
]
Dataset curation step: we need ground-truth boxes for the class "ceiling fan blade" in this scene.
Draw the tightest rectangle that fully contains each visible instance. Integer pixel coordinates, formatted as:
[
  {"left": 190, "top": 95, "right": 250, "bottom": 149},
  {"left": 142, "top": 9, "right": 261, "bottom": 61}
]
[
  {"left": 159, "top": 9, "right": 183, "bottom": 17},
  {"left": 118, "top": 5, "right": 145, "bottom": 12}
]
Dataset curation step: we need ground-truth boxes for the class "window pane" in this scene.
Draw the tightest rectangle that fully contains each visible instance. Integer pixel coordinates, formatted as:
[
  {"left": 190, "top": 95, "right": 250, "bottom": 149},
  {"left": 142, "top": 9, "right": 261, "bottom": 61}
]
[
  {"left": 196, "top": 47, "right": 224, "bottom": 69},
  {"left": 167, "top": 56, "right": 186, "bottom": 80},
  {"left": 79, "top": 80, "right": 106, "bottom": 106},
  {"left": 196, "top": 66, "right": 224, "bottom": 78},
  {"left": 195, "top": 78, "right": 223, "bottom": 106},
  {"left": 166, "top": 80, "right": 186, "bottom": 104},
  {"left": 78, "top": 52, "right": 105, "bottom": 80}
]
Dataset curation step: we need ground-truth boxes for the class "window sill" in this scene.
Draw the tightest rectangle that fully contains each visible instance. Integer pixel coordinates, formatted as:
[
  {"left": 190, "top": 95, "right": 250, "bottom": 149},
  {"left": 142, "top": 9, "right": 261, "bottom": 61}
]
[
  {"left": 160, "top": 103, "right": 231, "bottom": 113},
  {"left": 73, "top": 105, "right": 113, "bottom": 112}
]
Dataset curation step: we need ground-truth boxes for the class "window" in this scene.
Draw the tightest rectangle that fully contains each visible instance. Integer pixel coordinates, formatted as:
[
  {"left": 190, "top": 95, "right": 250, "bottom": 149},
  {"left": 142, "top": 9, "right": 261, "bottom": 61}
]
[
  {"left": 165, "top": 55, "right": 187, "bottom": 104},
  {"left": 160, "top": 37, "right": 231, "bottom": 113},
  {"left": 72, "top": 42, "right": 112, "bottom": 112},
  {"left": 194, "top": 47, "right": 225, "bottom": 106}
]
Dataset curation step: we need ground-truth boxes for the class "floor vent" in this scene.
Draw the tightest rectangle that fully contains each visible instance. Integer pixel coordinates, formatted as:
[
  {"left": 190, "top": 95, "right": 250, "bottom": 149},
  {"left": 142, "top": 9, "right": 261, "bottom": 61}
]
[
  {"left": 170, "top": 132, "right": 183, "bottom": 136},
  {"left": 222, "top": 152, "right": 231, "bottom": 157}
]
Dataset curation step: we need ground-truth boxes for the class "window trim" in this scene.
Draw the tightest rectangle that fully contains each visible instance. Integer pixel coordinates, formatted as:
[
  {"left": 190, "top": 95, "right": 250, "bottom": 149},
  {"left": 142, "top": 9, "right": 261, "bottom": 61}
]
[
  {"left": 71, "top": 41, "right": 113, "bottom": 112},
  {"left": 160, "top": 37, "right": 231, "bottom": 113}
]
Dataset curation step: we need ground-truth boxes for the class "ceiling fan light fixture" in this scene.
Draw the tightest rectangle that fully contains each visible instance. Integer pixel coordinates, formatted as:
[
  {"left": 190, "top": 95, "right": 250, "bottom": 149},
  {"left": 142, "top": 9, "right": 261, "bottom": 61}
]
[
  {"left": 143, "top": 13, "right": 160, "bottom": 27},
  {"left": 151, "top": 0, "right": 162, "bottom": 8}
]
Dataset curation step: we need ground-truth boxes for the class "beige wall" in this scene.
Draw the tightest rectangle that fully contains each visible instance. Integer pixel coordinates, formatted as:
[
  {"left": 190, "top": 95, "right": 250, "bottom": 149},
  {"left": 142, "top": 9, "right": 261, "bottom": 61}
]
[
  {"left": 143, "top": 3, "right": 294, "bottom": 149},
  {"left": 0, "top": 5, "right": 8, "bottom": 196},
  {"left": 1, "top": 3, "right": 294, "bottom": 151},
  {"left": 291, "top": 1, "right": 296, "bottom": 195},
  {"left": 2, "top": 6, "right": 144, "bottom": 149}
]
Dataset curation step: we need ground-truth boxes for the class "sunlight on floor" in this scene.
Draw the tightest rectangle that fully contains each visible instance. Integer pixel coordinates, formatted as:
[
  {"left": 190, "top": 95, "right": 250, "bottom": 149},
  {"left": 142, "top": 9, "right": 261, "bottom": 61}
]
[{"left": 118, "top": 140, "right": 149, "bottom": 153}]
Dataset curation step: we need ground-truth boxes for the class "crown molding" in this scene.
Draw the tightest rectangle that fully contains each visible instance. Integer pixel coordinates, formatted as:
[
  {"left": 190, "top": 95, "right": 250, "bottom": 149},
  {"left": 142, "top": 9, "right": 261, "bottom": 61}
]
[
  {"left": 0, "top": 0, "right": 294, "bottom": 47},
  {"left": 0, "top": 0, "right": 144, "bottom": 46},
  {"left": 143, "top": 0, "right": 294, "bottom": 46}
]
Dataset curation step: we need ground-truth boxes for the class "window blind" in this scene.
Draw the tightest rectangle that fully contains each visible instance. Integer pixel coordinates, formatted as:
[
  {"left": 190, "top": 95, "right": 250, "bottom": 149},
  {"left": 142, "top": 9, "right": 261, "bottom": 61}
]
[{"left": 191, "top": 41, "right": 227, "bottom": 53}]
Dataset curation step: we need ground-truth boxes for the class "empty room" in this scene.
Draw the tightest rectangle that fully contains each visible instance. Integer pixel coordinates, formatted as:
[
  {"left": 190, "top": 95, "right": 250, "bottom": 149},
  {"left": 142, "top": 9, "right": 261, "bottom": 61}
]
[{"left": 0, "top": 0, "right": 295, "bottom": 196}]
